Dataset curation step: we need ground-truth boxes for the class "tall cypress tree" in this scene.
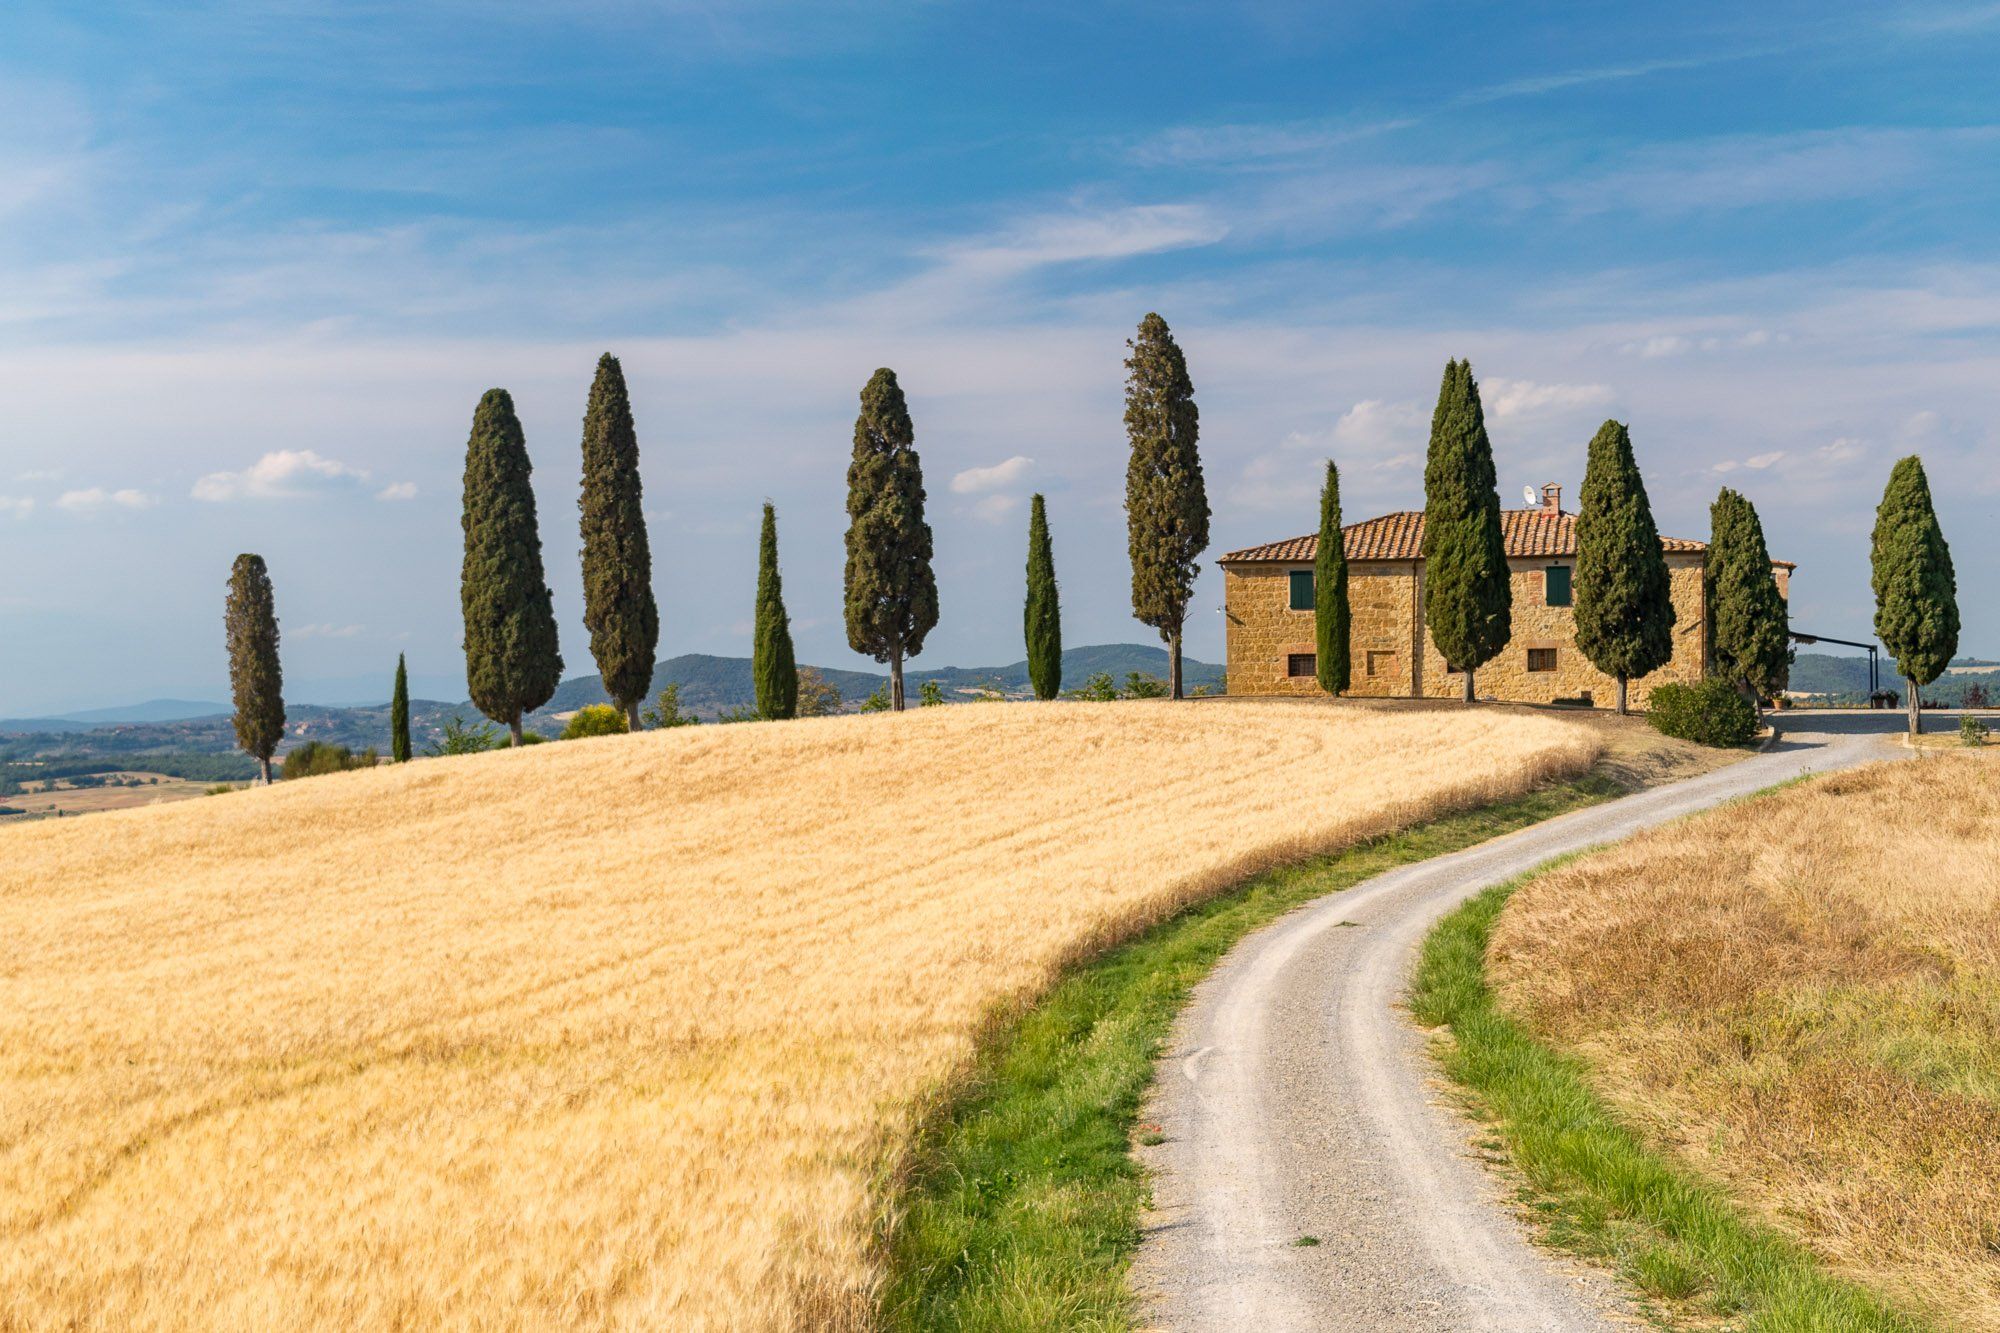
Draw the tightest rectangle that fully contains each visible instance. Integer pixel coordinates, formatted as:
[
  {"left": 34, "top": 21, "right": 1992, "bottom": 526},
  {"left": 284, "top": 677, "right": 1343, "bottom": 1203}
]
[
  {"left": 1706, "top": 488, "right": 1790, "bottom": 707},
  {"left": 844, "top": 367, "right": 938, "bottom": 711},
  {"left": 390, "top": 653, "right": 411, "bottom": 763},
  {"left": 1422, "top": 359, "right": 1511, "bottom": 702},
  {"left": 578, "top": 352, "right": 659, "bottom": 731},
  {"left": 1314, "top": 459, "right": 1350, "bottom": 696},
  {"left": 1572, "top": 420, "right": 1675, "bottom": 715},
  {"left": 1871, "top": 455, "right": 1958, "bottom": 736},
  {"left": 754, "top": 501, "right": 799, "bottom": 720},
  {"left": 1024, "top": 493, "right": 1062, "bottom": 700},
  {"left": 225, "top": 553, "right": 284, "bottom": 784},
  {"left": 1124, "top": 312, "right": 1210, "bottom": 699},
  {"left": 461, "top": 388, "right": 563, "bottom": 746}
]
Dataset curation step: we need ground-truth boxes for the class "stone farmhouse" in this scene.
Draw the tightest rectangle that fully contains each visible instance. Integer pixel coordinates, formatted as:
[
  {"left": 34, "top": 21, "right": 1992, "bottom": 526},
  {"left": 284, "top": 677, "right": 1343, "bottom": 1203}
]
[{"left": 1219, "top": 483, "right": 1793, "bottom": 707}]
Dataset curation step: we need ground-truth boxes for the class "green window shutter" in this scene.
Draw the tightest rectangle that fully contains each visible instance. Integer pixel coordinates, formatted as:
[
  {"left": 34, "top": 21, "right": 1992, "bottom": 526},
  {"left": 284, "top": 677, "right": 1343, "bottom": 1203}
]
[
  {"left": 1289, "top": 569, "right": 1315, "bottom": 611},
  {"left": 1544, "top": 565, "right": 1572, "bottom": 607}
]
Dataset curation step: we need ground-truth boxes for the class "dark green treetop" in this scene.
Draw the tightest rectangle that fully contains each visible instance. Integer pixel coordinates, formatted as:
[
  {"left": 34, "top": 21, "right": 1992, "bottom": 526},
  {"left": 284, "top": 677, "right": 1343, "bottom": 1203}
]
[
  {"left": 578, "top": 353, "right": 659, "bottom": 730},
  {"left": 1123, "top": 312, "right": 1210, "bottom": 698},
  {"left": 1025, "top": 493, "right": 1062, "bottom": 701},
  {"left": 390, "top": 653, "right": 411, "bottom": 763},
  {"left": 1871, "top": 455, "right": 1957, "bottom": 728},
  {"left": 754, "top": 501, "right": 799, "bottom": 720},
  {"left": 225, "top": 552, "right": 284, "bottom": 783},
  {"left": 461, "top": 387, "right": 563, "bottom": 744},
  {"left": 1315, "top": 460, "right": 1351, "bottom": 695},
  {"left": 1421, "top": 359, "right": 1511, "bottom": 698},
  {"left": 844, "top": 367, "right": 938, "bottom": 710},
  {"left": 1572, "top": 420, "right": 1675, "bottom": 713},
  {"left": 1706, "top": 487, "right": 1790, "bottom": 700}
]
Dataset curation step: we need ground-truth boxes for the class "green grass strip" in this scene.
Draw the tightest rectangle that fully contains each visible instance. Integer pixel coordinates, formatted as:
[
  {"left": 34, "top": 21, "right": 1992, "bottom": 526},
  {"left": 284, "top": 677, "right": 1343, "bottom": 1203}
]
[
  {"left": 1410, "top": 871, "right": 1928, "bottom": 1332},
  {"left": 879, "top": 774, "right": 1629, "bottom": 1332}
]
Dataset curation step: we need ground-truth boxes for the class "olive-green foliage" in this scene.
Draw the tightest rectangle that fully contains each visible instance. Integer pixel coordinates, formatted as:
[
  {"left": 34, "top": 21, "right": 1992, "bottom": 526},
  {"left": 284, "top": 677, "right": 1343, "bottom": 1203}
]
[
  {"left": 1314, "top": 459, "right": 1351, "bottom": 695},
  {"left": 426, "top": 713, "right": 503, "bottom": 756},
  {"left": 578, "top": 353, "right": 659, "bottom": 725},
  {"left": 859, "top": 684, "right": 892, "bottom": 713},
  {"left": 918, "top": 680, "right": 946, "bottom": 707},
  {"left": 1871, "top": 456, "right": 1958, "bottom": 689},
  {"left": 1646, "top": 679, "right": 1759, "bottom": 747},
  {"left": 1706, "top": 488, "right": 1791, "bottom": 698},
  {"left": 560, "top": 704, "right": 628, "bottom": 739},
  {"left": 1421, "top": 360, "right": 1511, "bottom": 689},
  {"left": 754, "top": 502, "right": 799, "bottom": 720},
  {"left": 1123, "top": 313, "right": 1210, "bottom": 698},
  {"left": 390, "top": 654, "right": 411, "bottom": 763},
  {"left": 1123, "top": 672, "right": 1168, "bottom": 699},
  {"left": 280, "top": 740, "right": 379, "bottom": 780},
  {"left": 844, "top": 368, "right": 938, "bottom": 710},
  {"left": 641, "top": 682, "right": 701, "bottom": 729},
  {"left": 1572, "top": 421, "right": 1675, "bottom": 707},
  {"left": 1067, "top": 672, "right": 1120, "bottom": 702},
  {"left": 797, "top": 667, "right": 843, "bottom": 718},
  {"left": 225, "top": 553, "right": 284, "bottom": 781},
  {"left": 462, "top": 389, "right": 562, "bottom": 741},
  {"left": 1025, "top": 493, "right": 1062, "bottom": 700},
  {"left": 1960, "top": 715, "right": 1990, "bottom": 747}
]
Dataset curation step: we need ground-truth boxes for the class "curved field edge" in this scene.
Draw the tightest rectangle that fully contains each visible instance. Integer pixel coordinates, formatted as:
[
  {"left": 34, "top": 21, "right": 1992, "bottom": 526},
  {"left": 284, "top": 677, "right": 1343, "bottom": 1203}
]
[
  {"left": 1408, "top": 845, "right": 1926, "bottom": 1333},
  {"left": 876, "top": 771, "right": 1634, "bottom": 1331}
]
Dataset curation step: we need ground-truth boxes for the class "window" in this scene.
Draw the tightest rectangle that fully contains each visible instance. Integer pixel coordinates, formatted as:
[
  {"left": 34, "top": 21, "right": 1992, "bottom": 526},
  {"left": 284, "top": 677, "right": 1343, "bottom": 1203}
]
[
  {"left": 1287, "top": 653, "right": 1317, "bottom": 678},
  {"left": 1543, "top": 565, "right": 1572, "bottom": 607},
  {"left": 1527, "top": 648, "right": 1558, "bottom": 673},
  {"left": 1288, "top": 569, "right": 1314, "bottom": 611},
  {"left": 1366, "top": 650, "right": 1398, "bottom": 679}
]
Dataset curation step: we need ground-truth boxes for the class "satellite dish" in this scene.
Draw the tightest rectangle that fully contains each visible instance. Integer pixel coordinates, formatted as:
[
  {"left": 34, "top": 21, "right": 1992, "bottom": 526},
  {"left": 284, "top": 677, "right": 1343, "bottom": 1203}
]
[{"left": 1522, "top": 485, "right": 1540, "bottom": 507}]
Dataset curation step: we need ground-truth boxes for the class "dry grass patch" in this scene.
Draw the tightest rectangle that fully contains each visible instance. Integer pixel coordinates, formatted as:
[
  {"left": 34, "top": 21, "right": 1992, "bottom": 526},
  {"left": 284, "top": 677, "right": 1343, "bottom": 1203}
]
[
  {"left": 1492, "top": 755, "right": 2000, "bottom": 1328},
  {"left": 0, "top": 700, "right": 1596, "bottom": 1331}
]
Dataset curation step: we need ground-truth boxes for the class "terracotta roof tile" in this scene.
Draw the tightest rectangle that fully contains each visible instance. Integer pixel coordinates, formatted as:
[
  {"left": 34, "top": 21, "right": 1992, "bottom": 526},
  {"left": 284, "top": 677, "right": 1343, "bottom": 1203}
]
[{"left": 1221, "top": 509, "right": 1721, "bottom": 564}]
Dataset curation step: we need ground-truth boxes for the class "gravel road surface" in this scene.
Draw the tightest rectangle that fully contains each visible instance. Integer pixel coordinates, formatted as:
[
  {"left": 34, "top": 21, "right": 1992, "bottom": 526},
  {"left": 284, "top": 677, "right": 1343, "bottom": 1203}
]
[{"left": 1132, "top": 717, "right": 1903, "bottom": 1332}]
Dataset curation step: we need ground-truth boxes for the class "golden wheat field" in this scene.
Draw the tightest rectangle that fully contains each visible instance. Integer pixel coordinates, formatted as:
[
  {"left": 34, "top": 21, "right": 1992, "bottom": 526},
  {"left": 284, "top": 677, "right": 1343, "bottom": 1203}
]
[
  {"left": 1492, "top": 755, "right": 2000, "bottom": 1330},
  {"left": 1, "top": 700, "right": 1598, "bottom": 1332}
]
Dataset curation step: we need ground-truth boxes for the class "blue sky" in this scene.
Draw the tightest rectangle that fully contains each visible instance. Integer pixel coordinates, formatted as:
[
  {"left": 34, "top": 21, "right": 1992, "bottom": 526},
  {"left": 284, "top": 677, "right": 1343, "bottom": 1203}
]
[{"left": 3, "top": 1, "right": 1998, "bottom": 713}]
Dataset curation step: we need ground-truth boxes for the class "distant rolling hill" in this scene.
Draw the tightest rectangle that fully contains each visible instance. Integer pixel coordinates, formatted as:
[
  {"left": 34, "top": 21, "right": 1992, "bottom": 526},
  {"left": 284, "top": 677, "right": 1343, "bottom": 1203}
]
[
  {"left": 0, "top": 699, "right": 230, "bottom": 733},
  {"left": 537, "top": 644, "right": 1226, "bottom": 718}
]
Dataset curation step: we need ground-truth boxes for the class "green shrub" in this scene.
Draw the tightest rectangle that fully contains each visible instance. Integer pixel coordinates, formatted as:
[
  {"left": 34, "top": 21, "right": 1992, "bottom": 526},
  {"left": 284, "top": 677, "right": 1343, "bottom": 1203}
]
[
  {"left": 1067, "top": 671, "right": 1120, "bottom": 702},
  {"left": 1960, "top": 714, "right": 1989, "bottom": 747},
  {"left": 918, "top": 680, "right": 946, "bottom": 707},
  {"left": 426, "top": 714, "right": 503, "bottom": 756},
  {"left": 1647, "top": 679, "right": 1759, "bottom": 747},
  {"left": 280, "top": 741, "right": 380, "bottom": 780},
  {"left": 859, "top": 684, "right": 892, "bottom": 713},
  {"left": 714, "top": 706, "right": 763, "bottom": 724},
  {"left": 1123, "top": 672, "right": 1168, "bottom": 699},
  {"left": 641, "top": 682, "right": 701, "bottom": 729},
  {"left": 560, "top": 704, "right": 628, "bottom": 739}
]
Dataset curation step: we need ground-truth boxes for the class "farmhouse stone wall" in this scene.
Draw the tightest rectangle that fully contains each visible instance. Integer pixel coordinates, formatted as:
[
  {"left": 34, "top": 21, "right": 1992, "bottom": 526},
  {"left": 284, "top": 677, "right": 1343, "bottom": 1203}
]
[{"left": 1225, "top": 551, "right": 1725, "bottom": 708}]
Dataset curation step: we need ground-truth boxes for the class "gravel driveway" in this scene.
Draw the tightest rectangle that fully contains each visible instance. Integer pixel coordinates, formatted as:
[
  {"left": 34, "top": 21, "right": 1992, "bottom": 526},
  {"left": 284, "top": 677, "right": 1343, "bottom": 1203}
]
[{"left": 1131, "top": 717, "right": 1903, "bottom": 1331}]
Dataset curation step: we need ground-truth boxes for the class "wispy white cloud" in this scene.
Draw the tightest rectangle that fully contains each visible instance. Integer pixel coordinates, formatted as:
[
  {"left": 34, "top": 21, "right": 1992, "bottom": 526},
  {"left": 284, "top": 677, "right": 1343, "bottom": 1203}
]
[
  {"left": 950, "top": 455, "right": 1035, "bottom": 494},
  {"left": 292, "top": 622, "right": 363, "bottom": 639},
  {"left": 55, "top": 487, "right": 156, "bottom": 513},
  {"left": 193, "top": 449, "right": 377, "bottom": 501},
  {"left": 375, "top": 480, "right": 418, "bottom": 501},
  {"left": 1481, "top": 377, "right": 1614, "bottom": 421},
  {"left": 0, "top": 496, "right": 34, "bottom": 518}
]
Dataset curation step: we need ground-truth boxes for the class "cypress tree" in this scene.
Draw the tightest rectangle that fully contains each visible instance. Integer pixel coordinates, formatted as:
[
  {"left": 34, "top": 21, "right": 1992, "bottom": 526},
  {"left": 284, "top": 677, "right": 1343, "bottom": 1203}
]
[
  {"left": 390, "top": 653, "right": 411, "bottom": 763},
  {"left": 1871, "top": 455, "right": 1958, "bottom": 736},
  {"left": 754, "top": 501, "right": 799, "bottom": 720},
  {"left": 578, "top": 352, "right": 659, "bottom": 732},
  {"left": 1706, "top": 487, "right": 1791, "bottom": 707},
  {"left": 1421, "top": 359, "right": 1511, "bottom": 702},
  {"left": 224, "top": 553, "right": 284, "bottom": 784},
  {"left": 1314, "top": 459, "right": 1350, "bottom": 695},
  {"left": 1024, "top": 493, "right": 1062, "bottom": 700},
  {"left": 1572, "top": 420, "right": 1675, "bottom": 715},
  {"left": 843, "top": 368, "right": 938, "bottom": 710},
  {"left": 461, "top": 388, "right": 563, "bottom": 746},
  {"left": 1124, "top": 312, "right": 1210, "bottom": 699}
]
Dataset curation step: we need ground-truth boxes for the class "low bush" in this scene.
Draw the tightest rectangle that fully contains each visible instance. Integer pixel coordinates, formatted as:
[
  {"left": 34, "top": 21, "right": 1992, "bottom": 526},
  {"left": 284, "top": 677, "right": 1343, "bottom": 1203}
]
[
  {"left": 560, "top": 705, "right": 627, "bottom": 740},
  {"left": 1960, "top": 714, "right": 1989, "bottom": 747},
  {"left": 427, "top": 715, "right": 503, "bottom": 755},
  {"left": 281, "top": 741, "right": 380, "bottom": 780},
  {"left": 1646, "top": 679, "right": 1759, "bottom": 748}
]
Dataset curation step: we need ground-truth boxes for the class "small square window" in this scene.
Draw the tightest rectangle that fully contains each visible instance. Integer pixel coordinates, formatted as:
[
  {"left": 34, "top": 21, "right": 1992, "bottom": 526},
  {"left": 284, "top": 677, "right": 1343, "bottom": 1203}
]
[
  {"left": 1287, "top": 652, "right": 1317, "bottom": 678},
  {"left": 1544, "top": 566, "right": 1572, "bottom": 607},
  {"left": 1527, "top": 648, "right": 1558, "bottom": 673},
  {"left": 1288, "top": 569, "right": 1315, "bottom": 611}
]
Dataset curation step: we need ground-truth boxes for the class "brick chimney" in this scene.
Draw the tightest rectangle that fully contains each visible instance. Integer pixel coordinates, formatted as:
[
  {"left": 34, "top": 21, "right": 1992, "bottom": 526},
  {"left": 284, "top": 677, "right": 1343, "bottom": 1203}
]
[{"left": 1540, "top": 482, "right": 1562, "bottom": 514}]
